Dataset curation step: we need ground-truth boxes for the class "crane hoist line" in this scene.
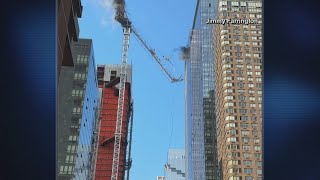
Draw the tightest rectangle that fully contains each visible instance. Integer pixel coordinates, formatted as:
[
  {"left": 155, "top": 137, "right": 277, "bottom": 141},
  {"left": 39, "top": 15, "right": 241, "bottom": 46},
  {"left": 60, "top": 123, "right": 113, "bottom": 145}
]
[{"left": 110, "top": 2, "right": 182, "bottom": 180}]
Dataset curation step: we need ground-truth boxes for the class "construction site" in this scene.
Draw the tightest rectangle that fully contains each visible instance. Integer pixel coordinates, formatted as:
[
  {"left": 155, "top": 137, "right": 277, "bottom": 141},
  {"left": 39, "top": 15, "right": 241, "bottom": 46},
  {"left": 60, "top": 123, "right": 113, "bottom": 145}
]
[{"left": 57, "top": 0, "right": 263, "bottom": 179}]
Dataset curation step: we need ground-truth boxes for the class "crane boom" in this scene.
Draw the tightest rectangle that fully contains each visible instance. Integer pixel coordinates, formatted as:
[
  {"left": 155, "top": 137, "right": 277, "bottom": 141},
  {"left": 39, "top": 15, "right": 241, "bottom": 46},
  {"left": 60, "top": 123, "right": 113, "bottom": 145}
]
[{"left": 131, "top": 27, "right": 183, "bottom": 83}]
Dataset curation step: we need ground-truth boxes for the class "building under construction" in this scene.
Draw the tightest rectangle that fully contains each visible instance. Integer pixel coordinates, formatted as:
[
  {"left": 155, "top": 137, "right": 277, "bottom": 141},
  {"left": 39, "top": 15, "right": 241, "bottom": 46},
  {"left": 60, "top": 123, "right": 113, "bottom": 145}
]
[{"left": 93, "top": 64, "right": 133, "bottom": 180}]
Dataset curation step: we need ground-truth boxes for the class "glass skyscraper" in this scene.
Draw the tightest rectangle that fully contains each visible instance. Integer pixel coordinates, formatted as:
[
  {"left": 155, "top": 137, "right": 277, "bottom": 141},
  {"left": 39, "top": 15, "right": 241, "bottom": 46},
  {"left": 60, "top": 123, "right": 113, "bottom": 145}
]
[
  {"left": 57, "top": 38, "right": 99, "bottom": 180},
  {"left": 165, "top": 149, "right": 186, "bottom": 180},
  {"left": 185, "top": 0, "right": 218, "bottom": 179}
]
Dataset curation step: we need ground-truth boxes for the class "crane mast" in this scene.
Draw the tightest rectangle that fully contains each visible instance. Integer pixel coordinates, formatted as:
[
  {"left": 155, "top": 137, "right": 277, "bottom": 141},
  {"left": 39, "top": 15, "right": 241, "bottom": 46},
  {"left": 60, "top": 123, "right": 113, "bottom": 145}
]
[{"left": 111, "top": 26, "right": 130, "bottom": 180}]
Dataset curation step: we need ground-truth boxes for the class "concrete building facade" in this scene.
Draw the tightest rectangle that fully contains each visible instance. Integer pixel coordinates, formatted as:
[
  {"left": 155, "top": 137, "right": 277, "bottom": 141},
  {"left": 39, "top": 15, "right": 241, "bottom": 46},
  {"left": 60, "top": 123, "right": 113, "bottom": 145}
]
[
  {"left": 57, "top": 39, "right": 99, "bottom": 180},
  {"left": 213, "top": 1, "right": 263, "bottom": 180}
]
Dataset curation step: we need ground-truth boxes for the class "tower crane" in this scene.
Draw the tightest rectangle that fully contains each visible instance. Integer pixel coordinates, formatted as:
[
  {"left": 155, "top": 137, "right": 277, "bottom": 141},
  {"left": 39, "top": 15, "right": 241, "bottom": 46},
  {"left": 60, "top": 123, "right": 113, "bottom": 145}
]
[{"left": 109, "top": 1, "right": 182, "bottom": 180}]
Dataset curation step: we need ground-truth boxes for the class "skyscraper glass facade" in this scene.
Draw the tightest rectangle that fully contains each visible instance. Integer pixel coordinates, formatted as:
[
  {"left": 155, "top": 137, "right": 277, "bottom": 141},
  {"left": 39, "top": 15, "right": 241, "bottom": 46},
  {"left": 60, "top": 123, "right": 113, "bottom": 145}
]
[
  {"left": 185, "top": 0, "right": 218, "bottom": 179},
  {"left": 57, "top": 39, "right": 99, "bottom": 180}
]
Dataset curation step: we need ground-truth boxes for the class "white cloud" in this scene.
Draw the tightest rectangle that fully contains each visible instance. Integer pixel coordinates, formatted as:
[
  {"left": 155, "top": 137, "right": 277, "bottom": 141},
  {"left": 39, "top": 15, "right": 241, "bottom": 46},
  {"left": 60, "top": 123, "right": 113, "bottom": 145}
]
[
  {"left": 99, "top": 0, "right": 114, "bottom": 12},
  {"left": 93, "top": 0, "right": 119, "bottom": 29}
]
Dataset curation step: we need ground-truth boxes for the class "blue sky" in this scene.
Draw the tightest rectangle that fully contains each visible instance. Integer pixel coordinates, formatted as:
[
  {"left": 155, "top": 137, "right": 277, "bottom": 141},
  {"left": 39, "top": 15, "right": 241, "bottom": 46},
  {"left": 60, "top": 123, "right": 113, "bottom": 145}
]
[{"left": 79, "top": 0, "right": 196, "bottom": 179}]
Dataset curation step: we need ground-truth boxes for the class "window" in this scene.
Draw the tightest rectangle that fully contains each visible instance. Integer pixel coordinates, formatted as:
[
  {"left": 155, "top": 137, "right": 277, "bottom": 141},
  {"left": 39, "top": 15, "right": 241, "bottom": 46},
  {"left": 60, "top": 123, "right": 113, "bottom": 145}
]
[
  {"left": 223, "top": 64, "right": 232, "bottom": 68},
  {"left": 243, "top": 160, "right": 252, "bottom": 166},
  {"left": 226, "top": 129, "right": 237, "bottom": 135},
  {"left": 68, "top": 135, "right": 77, "bottom": 142},
  {"left": 247, "top": 71, "right": 253, "bottom": 75},
  {"left": 231, "top": 1, "right": 239, "bottom": 6},
  {"left": 257, "top": 169, "right": 263, "bottom": 175},
  {"left": 224, "top": 76, "right": 233, "bottom": 81},
  {"left": 254, "top": 59, "right": 262, "bottom": 63},
  {"left": 240, "top": 116, "right": 248, "bottom": 121},
  {"left": 238, "top": 95, "right": 246, "bottom": 100},
  {"left": 256, "top": 77, "right": 262, "bottom": 81},
  {"left": 248, "top": 83, "right": 254, "bottom": 88},
  {"left": 228, "top": 168, "right": 241, "bottom": 173},
  {"left": 227, "top": 144, "right": 240, "bottom": 150},
  {"left": 250, "top": 109, "right": 256, "bottom": 114},
  {"left": 229, "top": 176, "right": 241, "bottom": 180},
  {"left": 225, "top": 115, "right": 236, "bottom": 120},
  {"left": 225, "top": 108, "right": 236, "bottom": 113},
  {"left": 228, "top": 160, "right": 241, "bottom": 165},
  {"left": 224, "top": 70, "right": 233, "bottom": 74},
  {"left": 254, "top": 146, "right": 261, "bottom": 151},
  {"left": 243, "top": 153, "right": 252, "bottom": 158},
  {"left": 225, "top": 102, "right": 235, "bottom": 107},
  {"left": 59, "top": 166, "right": 64, "bottom": 174},
  {"left": 236, "top": 64, "right": 243, "bottom": 68},
  {"left": 252, "top": 123, "right": 258, "bottom": 128},
  {"left": 236, "top": 70, "right": 244, "bottom": 75},
  {"left": 250, "top": 103, "right": 256, "bottom": 107},
  {"left": 237, "top": 77, "right": 245, "bottom": 81},
  {"left": 248, "top": 90, "right": 255, "bottom": 94},
  {"left": 227, "top": 137, "right": 238, "bottom": 142},
  {"left": 241, "top": 130, "right": 250, "bottom": 135},
  {"left": 256, "top": 71, "right": 262, "bottom": 76},
  {"left": 222, "top": 41, "right": 230, "bottom": 46},
  {"left": 241, "top": 123, "right": 248, "bottom": 128},
  {"left": 235, "top": 52, "right": 242, "bottom": 57},
  {"left": 246, "top": 65, "right": 252, "bottom": 69},
  {"left": 255, "top": 153, "right": 262, "bottom": 159},
  {"left": 240, "top": 109, "right": 247, "bottom": 114},
  {"left": 239, "top": 102, "right": 246, "bottom": 107},
  {"left": 253, "top": 131, "right": 259, "bottom": 136},
  {"left": 256, "top": 161, "right": 262, "bottom": 166},
  {"left": 243, "top": 145, "right": 251, "bottom": 150},
  {"left": 242, "top": 137, "right": 250, "bottom": 143},
  {"left": 110, "top": 70, "right": 117, "bottom": 80},
  {"left": 244, "top": 168, "right": 253, "bottom": 174},
  {"left": 249, "top": 97, "right": 255, "bottom": 101},
  {"left": 236, "top": 59, "right": 243, "bottom": 63},
  {"left": 255, "top": 65, "right": 261, "bottom": 69},
  {"left": 226, "top": 123, "right": 236, "bottom": 128},
  {"left": 237, "top": 82, "right": 245, "bottom": 88},
  {"left": 224, "top": 89, "right": 234, "bottom": 93},
  {"left": 245, "top": 176, "right": 254, "bottom": 180},
  {"left": 224, "top": 82, "right": 234, "bottom": 87},
  {"left": 227, "top": 152, "right": 240, "bottom": 157}
]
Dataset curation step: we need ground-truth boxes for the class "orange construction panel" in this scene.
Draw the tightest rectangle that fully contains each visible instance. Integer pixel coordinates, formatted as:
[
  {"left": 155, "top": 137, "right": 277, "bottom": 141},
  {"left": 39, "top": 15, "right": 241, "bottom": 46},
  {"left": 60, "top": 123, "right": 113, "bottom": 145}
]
[{"left": 94, "top": 83, "right": 131, "bottom": 180}]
